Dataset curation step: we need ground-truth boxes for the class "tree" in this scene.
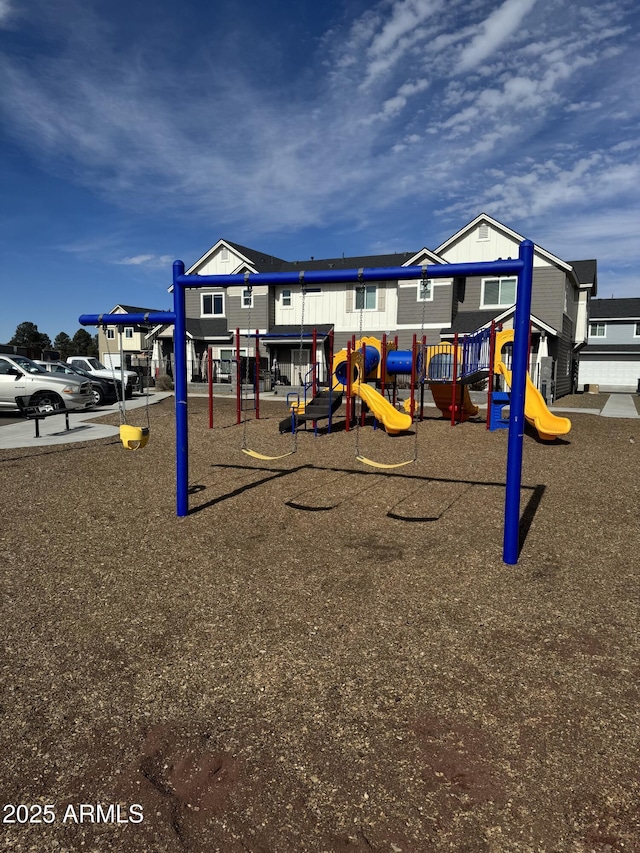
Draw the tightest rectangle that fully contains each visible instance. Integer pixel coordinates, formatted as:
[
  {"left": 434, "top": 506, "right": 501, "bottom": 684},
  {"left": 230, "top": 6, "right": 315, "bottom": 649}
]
[
  {"left": 70, "top": 328, "right": 96, "bottom": 356},
  {"left": 53, "top": 332, "right": 73, "bottom": 360},
  {"left": 8, "top": 321, "right": 52, "bottom": 351}
]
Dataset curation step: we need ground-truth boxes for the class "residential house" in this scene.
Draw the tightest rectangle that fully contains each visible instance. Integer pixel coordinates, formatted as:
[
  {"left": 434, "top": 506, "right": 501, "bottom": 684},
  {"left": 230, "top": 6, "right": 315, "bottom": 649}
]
[
  {"left": 578, "top": 298, "right": 640, "bottom": 392},
  {"left": 98, "top": 304, "right": 159, "bottom": 372},
  {"left": 153, "top": 214, "right": 596, "bottom": 400},
  {"left": 435, "top": 215, "right": 596, "bottom": 399}
]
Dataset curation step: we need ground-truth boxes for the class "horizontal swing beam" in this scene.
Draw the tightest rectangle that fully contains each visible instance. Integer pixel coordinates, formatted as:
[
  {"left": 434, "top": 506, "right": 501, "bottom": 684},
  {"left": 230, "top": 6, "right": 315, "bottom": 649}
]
[
  {"left": 172, "top": 259, "right": 525, "bottom": 290},
  {"left": 79, "top": 311, "right": 177, "bottom": 326}
]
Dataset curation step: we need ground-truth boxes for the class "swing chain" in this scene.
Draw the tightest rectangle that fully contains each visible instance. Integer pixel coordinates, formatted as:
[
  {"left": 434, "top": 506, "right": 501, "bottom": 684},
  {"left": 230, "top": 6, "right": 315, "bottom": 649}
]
[
  {"left": 413, "top": 265, "right": 429, "bottom": 461},
  {"left": 292, "top": 272, "right": 306, "bottom": 451},
  {"left": 102, "top": 320, "right": 126, "bottom": 425}
]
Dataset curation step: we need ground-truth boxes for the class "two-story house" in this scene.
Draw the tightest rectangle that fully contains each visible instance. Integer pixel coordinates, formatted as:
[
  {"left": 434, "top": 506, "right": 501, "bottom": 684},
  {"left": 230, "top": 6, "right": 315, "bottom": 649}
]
[
  {"left": 578, "top": 298, "right": 640, "bottom": 392},
  {"left": 98, "top": 304, "right": 159, "bottom": 372},
  {"left": 435, "top": 215, "right": 596, "bottom": 399},
  {"left": 151, "top": 214, "right": 596, "bottom": 400}
]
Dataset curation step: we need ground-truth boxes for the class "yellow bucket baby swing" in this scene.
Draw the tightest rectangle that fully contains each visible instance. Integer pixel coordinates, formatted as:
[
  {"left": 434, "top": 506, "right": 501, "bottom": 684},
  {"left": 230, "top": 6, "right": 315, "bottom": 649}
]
[{"left": 102, "top": 321, "right": 150, "bottom": 450}]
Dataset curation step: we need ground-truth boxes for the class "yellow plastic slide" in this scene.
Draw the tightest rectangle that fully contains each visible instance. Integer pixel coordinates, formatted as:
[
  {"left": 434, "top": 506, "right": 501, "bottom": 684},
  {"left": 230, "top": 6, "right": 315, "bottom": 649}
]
[
  {"left": 353, "top": 382, "right": 412, "bottom": 435},
  {"left": 495, "top": 361, "right": 571, "bottom": 441}
]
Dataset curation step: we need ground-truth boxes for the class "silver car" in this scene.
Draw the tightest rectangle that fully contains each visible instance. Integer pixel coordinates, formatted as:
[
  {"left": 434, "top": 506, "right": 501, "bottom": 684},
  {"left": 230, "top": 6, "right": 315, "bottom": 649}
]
[{"left": 0, "top": 354, "right": 94, "bottom": 412}]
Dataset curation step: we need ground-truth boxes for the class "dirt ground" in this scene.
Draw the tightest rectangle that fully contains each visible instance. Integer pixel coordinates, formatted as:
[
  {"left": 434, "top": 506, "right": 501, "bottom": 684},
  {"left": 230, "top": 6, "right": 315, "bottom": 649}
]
[{"left": 1, "top": 395, "right": 639, "bottom": 853}]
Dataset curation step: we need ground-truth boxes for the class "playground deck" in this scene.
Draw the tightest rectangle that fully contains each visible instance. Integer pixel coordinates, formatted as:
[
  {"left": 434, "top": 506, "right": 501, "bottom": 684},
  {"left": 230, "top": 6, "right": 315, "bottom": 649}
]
[{"left": 0, "top": 395, "right": 638, "bottom": 852}]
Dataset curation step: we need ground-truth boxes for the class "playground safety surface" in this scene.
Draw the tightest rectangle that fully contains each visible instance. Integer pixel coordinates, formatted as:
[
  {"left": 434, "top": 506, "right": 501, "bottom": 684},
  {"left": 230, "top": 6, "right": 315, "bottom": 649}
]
[{"left": 1, "top": 395, "right": 638, "bottom": 852}]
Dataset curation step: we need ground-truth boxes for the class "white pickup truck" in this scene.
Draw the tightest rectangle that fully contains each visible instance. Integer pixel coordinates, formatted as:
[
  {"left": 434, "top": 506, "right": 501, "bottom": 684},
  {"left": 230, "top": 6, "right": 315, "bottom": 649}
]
[{"left": 66, "top": 356, "right": 139, "bottom": 398}]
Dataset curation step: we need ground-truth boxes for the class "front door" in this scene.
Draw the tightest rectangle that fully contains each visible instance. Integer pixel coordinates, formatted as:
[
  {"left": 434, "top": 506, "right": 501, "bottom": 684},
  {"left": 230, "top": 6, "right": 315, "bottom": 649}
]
[{"left": 291, "top": 347, "right": 310, "bottom": 386}]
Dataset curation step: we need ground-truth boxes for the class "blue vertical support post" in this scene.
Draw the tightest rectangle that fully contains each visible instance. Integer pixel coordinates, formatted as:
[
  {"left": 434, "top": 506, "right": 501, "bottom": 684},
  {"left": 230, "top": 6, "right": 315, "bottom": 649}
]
[
  {"left": 173, "top": 260, "right": 189, "bottom": 517},
  {"left": 503, "top": 240, "right": 534, "bottom": 564}
]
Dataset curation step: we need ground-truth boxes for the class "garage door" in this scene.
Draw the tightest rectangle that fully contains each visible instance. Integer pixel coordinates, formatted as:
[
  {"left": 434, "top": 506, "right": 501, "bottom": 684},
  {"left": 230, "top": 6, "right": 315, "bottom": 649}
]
[{"left": 578, "top": 358, "right": 640, "bottom": 389}]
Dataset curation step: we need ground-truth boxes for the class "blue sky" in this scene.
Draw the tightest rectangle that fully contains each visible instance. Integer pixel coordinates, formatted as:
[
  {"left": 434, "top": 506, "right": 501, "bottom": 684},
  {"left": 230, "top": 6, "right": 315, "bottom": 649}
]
[{"left": 1, "top": 0, "right": 638, "bottom": 344}]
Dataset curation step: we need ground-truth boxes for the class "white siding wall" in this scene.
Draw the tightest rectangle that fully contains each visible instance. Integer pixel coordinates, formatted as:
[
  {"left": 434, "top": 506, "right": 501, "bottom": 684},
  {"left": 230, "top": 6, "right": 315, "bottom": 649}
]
[
  {"left": 274, "top": 283, "right": 398, "bottom": 333},
  {"left": 439, "top": 226, "right": 554, "bottom": 269}
]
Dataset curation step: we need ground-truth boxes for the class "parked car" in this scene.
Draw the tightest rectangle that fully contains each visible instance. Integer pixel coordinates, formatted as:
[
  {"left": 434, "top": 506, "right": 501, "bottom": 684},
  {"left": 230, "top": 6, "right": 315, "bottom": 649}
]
[
  {"left": 66, "top": 356, "right": 139, "bottom": 398},
  {"left": 34, "top": 360, "right": 120, "bottom": 406},
  {"left": 0, "top": 354, "right": 94, "bottom": 412}
]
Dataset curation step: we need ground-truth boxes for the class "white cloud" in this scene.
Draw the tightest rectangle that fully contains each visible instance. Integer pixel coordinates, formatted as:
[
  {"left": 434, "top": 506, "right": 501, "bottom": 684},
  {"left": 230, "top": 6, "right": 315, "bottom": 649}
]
[
  {"left": 114, "top": 255, "right": 170, "bottom": 267},
  {"left": 357, "top": 0, "right": 444, "bottom": 87},
  {"left": 0, "top": 0, "right": 637, "bottom": 277},
  {"left": 458, "top": 0, "right": 538, "bottom": 72},
  {"left": 0, "top": 0, "right": 13, "bottom": 26}
]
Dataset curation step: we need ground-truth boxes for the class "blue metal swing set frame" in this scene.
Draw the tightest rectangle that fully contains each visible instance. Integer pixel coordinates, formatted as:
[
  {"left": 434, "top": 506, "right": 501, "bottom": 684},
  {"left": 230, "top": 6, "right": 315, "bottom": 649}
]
[{"left": 80, "top": 239, "right": 535, "bottom": 565}]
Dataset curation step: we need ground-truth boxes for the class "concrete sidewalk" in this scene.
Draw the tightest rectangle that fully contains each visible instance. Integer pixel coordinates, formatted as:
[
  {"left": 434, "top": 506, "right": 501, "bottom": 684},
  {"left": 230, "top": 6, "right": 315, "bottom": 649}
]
[
  {"left": 0, "top": 393, "right": 173, "bottom": 450},
  {"left": 599, "top": 394, "right": 640, "bottom": 419}
]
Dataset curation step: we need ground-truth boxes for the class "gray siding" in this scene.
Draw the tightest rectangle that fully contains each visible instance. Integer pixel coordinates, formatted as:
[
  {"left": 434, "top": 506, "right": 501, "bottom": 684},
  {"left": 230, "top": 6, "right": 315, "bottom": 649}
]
[
  {"left": 185, "top": 287, "right": 216, "bottom": 319},
  {"left": 555, "top": 315, "right": 574, "bottom": 399},
  {"left": 185, "top": 287, "right": 269, "bottom": 333},
  {"left": 589, "top": 320, "right": 640, "bottom": 345},
  {"left": 227, "top": 291, "right": 269, "bottom": 332},
  {"left": 530, "top": 267, "right": 567, "bottom": 331},
  {"left": 461, "top": 268, "right": 566, "bottom": 331},
  {"left": 397, "top": 282, "right": 453, "bottom": 326}
]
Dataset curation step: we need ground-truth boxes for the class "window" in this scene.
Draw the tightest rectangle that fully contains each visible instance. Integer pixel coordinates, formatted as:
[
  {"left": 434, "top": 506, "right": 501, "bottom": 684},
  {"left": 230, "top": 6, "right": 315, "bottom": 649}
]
[
  {"left": 242, "top": 289, "right": 253, "bottom": 308},
  {"left": 481, "top": 277, "right": 516, "bottom": 308},
  {"left": 106, "top": 328, "right": 115, "bottom": 340},
  {"left": 417, "top": 279, "right": 433, "bottom": 301},
  {"left": 282, "top": 289, "right": 292, "bottom": 307},
  {"left": 220, "top": 347, "right": 246, "bottom": 361},
  {"left": 124, "top": 327, "right": 134, "bottom": 339},
  {"left": 634, "top": 322, "right": 640, "bottom": 337},
  {"left": 202, "top": 293, "right": 224, "bottom": 316},
  {"left": 589, "top": 322, "right": 606, "bottom": 337},
  {"left": 355, "top": 284, "right": 377, "bottom": 310}
]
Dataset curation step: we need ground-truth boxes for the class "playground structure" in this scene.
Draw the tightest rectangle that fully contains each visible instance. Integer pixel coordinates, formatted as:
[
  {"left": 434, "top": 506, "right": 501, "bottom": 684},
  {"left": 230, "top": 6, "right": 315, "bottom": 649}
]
[
  {"left": 80, "top": 240, "right": 543, "bottom": 564},
  {"left": 273, "top": 323, "right": 570, "bottom": 443}
]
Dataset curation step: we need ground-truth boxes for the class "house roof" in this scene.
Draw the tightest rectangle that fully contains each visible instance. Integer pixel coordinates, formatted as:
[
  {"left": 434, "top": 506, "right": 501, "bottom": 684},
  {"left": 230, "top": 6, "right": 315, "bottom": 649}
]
[
  {"left": 276, "top": 251, "right": 417, "bottom": 272},
  {"left": 267, "top": 324, "right": 334, "bottom": 337},
  {"left": 186, "top": 318, "right": 231, "bottom": 340},
  {"left": 569, "top": 260, "right": 597, "bottom": 295},
  {"left": 224, "top": 241, "right": 289, "bottom": 272},
  {"left": 106, "top": 304, "right": 166, "bottom": 330},
  {"left": 186, "top": 216, "right": 596, "bottom": 293},
  {"left": 442, "top": 308, "right": 556, "bottom": 337},
  {"left": 111, "top": 303, "right": 165, "bottom": 314},
  {"left": 588, "top": 298, "right": 640, "bottom": 320},
  {"left": 581, "top": 343, "right": 640, "bottom": 355}
]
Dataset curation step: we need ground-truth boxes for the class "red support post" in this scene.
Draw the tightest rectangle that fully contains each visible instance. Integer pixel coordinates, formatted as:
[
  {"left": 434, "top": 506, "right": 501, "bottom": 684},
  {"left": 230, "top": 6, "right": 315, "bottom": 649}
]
[
  {"left": 311, "top": 327, "right": 318, "bottom": 432},
  {"left": 487, "top": 320, "right": 496, "bottom": 429},
  {"left": 410, "top": 334, "right": 417, "bottom": 420},
  {"left": 420, "top": 334, "right": 427, "bottom": 421},
  {"left": 328, "top": 329, "right": 334, "bottom": 387},
  {"left": 255, "top": 329, "right": 260, "bottom": 420},
  {"left": 208, "top": 348, "right": 213, "bottom": 429},
  {"left": 345, "top": 340, "right": 352, "bottom": 432},
  {"left": 393, "top": 335, "right": 398, "bottom": 407},
  {"left": 312, "top": 327, "right": 318, "bottom": 396},
  {"left": 360, "top": 341, "right": 367, "bottom": 426},
  {"left": 451, "top": 333, "right": 459, "bottom": 427},
  {"left": 236, "top": 327, "right": 241, "bottom": 425}
]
